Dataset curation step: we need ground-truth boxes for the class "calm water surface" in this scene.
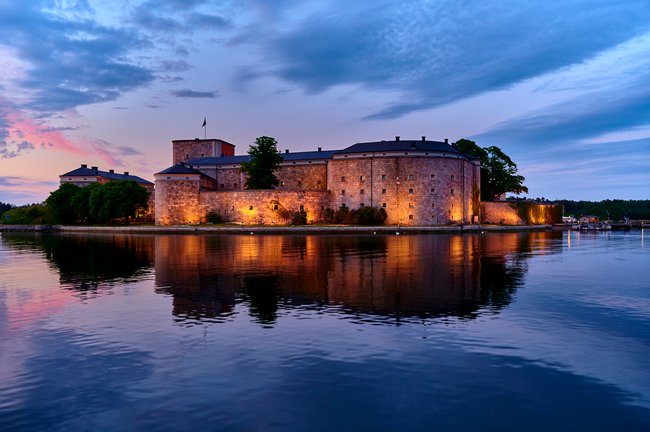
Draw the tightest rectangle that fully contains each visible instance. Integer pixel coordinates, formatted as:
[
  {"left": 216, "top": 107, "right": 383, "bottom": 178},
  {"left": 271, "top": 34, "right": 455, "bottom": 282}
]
[{"left": 1, "top": 231, "right": 649, "bottom": 431}]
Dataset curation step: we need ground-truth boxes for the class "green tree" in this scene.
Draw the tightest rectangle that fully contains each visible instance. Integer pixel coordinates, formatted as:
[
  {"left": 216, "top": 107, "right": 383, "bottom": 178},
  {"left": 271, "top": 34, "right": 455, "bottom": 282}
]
[
  {"left": 456, "top": 139, "right": 528, "bottom": 201},
  {"left": 240, "top": 136, "right": 283, "bottom": 189},
  {"left": 89, "top": 180, "right": 149, "bottom": 223},
  {"left": 46, "top": 183, "right": 81, "bottom": 223},
  {"left": 0, "top": 201, "right": 14, "bottom": 220}
]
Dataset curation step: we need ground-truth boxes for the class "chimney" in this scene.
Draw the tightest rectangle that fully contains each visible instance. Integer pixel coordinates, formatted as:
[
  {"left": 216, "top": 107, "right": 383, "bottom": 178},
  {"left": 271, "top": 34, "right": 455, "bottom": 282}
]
[
  {"left": 395, "top": 136, "right": 400, "bottom": 141},
  {"left": 109, "top": 169, "right": 114, "bottom": 173},
  {"left": 421, "top": 136, "right": 426, "bottom": 141},
  {"left": 124, "top": 171, "right": 129, "bottom": 176},
  {"left": 318, "top": 147, "right": 322, "bottom": 152},
  {"left": 444, "top": 138, "right": 449, "bottom": 144},
  {"left": 285, "top": 149, "right": 289, "bottom": 154},
  {"left": 81, "top": 164, "right": 87, "bottom": 168},
  {"left": 91, "top": 166, "right": 98, "bottom": 171}
]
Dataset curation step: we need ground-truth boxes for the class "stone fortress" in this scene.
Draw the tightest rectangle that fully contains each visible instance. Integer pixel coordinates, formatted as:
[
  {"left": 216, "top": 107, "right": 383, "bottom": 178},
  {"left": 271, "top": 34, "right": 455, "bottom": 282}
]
[{"left": 154, "top": 136, "right": 481, "bottom": 226}]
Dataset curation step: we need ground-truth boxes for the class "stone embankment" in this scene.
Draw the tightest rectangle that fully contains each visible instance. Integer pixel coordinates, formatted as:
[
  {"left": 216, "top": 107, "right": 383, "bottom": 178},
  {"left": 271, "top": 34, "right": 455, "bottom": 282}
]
[{"left": 1, "top": 224, "right": 552, "bottom": 234}]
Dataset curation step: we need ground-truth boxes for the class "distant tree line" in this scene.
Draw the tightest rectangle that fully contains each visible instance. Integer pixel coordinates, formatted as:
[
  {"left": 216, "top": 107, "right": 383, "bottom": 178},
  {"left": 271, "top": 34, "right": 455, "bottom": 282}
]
[
  {"left": 2, "top": 180, "right": 150, "bottom": 225},
  {"left": 0, "top": 201, "right": 14, "bottom": 219},
  {"left": 558, "top": 200, "right": 650, "bottom": 221}
]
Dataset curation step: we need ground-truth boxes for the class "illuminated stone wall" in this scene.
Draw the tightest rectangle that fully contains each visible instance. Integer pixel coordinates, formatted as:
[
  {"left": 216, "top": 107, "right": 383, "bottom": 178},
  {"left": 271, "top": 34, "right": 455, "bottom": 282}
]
[
  {"left": 155, "top": 177, "right": 202, "bottom": 225},
  {"left": 481, "top": 202, "right": 562, "bottom": 225},
  {"left": 199, "top": 190, "right": 330, "bottom": 224},
  {"left": 327, "top": 156, "right": 479, "bottom": 225}
]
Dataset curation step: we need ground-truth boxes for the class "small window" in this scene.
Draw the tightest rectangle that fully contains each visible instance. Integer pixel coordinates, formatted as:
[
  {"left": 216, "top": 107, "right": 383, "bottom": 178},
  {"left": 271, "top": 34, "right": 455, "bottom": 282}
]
[
  {"left": 341, "top": 190, "right": 346, "bottom": 195},
  {"left": 381, "top": 174, "right": 387, "bottom": 180},
  {"left": 185, "top": 153, "right": 189, "bottom": 159},
  {"left": 233, "top": 183, "right": 238, "bottom": 188},
  {"left": 451, "top": 175, "right": 455, "bottom": 180},
  {"left": 321, "top": 206, "right": 325, "bottom": 210},
  {"left": 432, "top": 214, "right": 436, "bottom": 219},
  {"left": 201, "top": 153, "right": 205, "bottom": 157},
  {"left": 408, "top": 174, "right": 414, "bottom": 180},
  {"left": 167, "top": 176, "right": 171, "bottom": 179},
  {"left": 409, "top": 214, "right": 413, "bottom": 220},
  {"left": 249, "top": 206, "right": 253, "bottom": 210},
  {"left": 273, "top": 204, "right": 279, "bottom": 210},
  {"left": 308, "top": 161, "right": 312, "bottom": 164},
  {"left": 220, "top": 183, "right": 225, "bottom": 188},
  {"left": 341, "top": 176, "right": 346, "bottom": 182},
  {"left": 360, "top": 189, "right": 365, "bottom": 195},
  {"left": 408, "top": 203, "right": 414, "bottom": 208},
  {"left": 430, "top": 188, "right": 435, "bottom": 193},
  {"left": 298, "top": 181, "right": 302, "bottom": 186},
  {"left": 451, "top": 188, "right": 454, "bottom": 195},
  {"left": 430, "top": 174, "right": 435, "bottom": 180},
  {"left": 360, "top": 175, "right": 365, "bottom": 181},
  {"left": 341, "top": 203, "right": 347, "bottom": 208},
  {"left": 404, "top": 152, "right": 409, "bottom": 155},
  {"left": 408, "top": 188, "right": 414, "bottom": 194},
  {"left": 186, "top": 177, "right": 189, "bottom": 180},
  {"left": 431, "top": 203, "right": 435, "bottom": 208},
  {"left": 281, "top": 181, "right": 285, "bottom": 186},
  {"left": 317, "top": 180, "right": 321, "bottom": 186},
  {"left": 363, "top": 154, "right": 367, "bottom": 157},
  {"left": 292, "top": 161, "right": 296, "bottom": 165},
  {"left": 382, "top": 153, "right": 387, "bottom": 156},
  {"left": 382, "top": 203, "right": 387, "bottom": 208},
  {"left": 360, "top": 203, "right": 365, "bottom": 207},
  {"left": 382, "top": 188, "right": 387, "bottom": 194}
]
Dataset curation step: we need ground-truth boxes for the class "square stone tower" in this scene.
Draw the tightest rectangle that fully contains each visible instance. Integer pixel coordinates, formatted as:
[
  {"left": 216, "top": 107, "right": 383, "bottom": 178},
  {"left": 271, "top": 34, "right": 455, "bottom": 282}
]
[{"left": 172, "top": 138, "right": 236, "bottom": 164}]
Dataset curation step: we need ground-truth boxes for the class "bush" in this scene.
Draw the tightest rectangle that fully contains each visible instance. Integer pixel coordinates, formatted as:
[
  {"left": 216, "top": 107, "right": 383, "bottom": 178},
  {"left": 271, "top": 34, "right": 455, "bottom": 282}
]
[
  {"left": 355, "top": 206, "right": 388, "bottom": 225},
  {"left": 323, "top": 206, "right": 387, "bottom": 225},
  {"left": 2, "top": 204, "right": 51, "bottom": 224},
  {"left": 205, "top": 211, "right": 224, "bottom": 224},
  {"left": 291, "top": 210, "right": 307, "bottom": 225}
]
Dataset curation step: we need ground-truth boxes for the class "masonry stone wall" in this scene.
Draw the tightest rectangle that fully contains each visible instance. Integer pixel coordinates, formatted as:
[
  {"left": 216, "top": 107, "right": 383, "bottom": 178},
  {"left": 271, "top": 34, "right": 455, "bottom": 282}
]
[
  {"left": 276, "top": 164, "right": 327, "bottom": 190},
  {"left": 199, "top": 190, "right": 330, "bottom": 225},
  {"left": 173, "top": 140, "right": 216, "bottom": 165},
  {"left": 481, "top": 202, "right": 562, "bottom": 225},
  {"left": 327, "top": 155, "right": 479, "bottom": 225},
  {"left": 155, "top": 178, "right": 202, "bottom": 225}
]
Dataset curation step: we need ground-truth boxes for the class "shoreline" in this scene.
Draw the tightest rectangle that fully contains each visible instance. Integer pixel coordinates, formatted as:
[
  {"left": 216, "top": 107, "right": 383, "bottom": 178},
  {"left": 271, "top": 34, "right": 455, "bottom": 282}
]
[{"left": 0, "top": 224, "right": 552, "bottom": 234}]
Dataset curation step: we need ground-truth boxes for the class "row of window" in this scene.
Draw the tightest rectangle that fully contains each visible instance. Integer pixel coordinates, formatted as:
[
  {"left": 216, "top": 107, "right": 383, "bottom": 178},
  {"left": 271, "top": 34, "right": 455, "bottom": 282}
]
[
  {"left": 340, "top": 174, "right": 454, "bottom": 182},
  {"left": 341, "top": 188, "right": 454, "bottom": 195}
]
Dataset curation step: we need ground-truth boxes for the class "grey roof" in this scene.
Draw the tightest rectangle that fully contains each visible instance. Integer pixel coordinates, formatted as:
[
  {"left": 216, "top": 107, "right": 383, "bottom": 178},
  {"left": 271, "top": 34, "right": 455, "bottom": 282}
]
[
  {"left": 61, "top": 166, "right": 153, "bottom": 185},
  {"left": 187, "top": 150, "right": 336, "bottom": 166},
  {"left": 155, "top": 163, "right": 205, "bottom": 175},
  {"left": 336, "top": 140, "right": 466, "bottom": 156}
]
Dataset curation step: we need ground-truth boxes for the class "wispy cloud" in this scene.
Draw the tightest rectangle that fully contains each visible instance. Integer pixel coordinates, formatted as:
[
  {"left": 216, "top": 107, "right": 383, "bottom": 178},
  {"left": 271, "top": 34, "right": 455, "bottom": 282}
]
[
  {"left": 234, "top": 0, "right": 650, "bottom": 120},
  {"left": 170, "top": 89, "right": 218, "bottom": 98},
  {"left": 0, "top": 1, "right": 154, "bottom": 114}
]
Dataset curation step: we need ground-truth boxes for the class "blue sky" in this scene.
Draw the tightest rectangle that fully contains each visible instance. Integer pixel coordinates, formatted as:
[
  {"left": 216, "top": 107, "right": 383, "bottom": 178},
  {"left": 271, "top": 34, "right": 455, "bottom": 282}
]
[{"left": 1, "top": 0, "right": 649, "bottom": 204}]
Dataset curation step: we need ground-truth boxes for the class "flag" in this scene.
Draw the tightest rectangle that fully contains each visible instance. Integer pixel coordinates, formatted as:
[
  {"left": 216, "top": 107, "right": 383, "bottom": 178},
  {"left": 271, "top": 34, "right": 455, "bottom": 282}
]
[{"left": 202, "top": 117, "right": 206, "bottom": 127}]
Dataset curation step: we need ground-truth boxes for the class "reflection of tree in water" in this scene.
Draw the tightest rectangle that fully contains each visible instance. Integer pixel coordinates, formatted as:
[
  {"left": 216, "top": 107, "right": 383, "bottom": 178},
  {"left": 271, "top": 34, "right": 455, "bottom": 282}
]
[
  {"left": 240, "top": 274, "right": 281, "bottom": 326},
  {"left": 2, "top": 233, "right": 154, "bottom": 294}
]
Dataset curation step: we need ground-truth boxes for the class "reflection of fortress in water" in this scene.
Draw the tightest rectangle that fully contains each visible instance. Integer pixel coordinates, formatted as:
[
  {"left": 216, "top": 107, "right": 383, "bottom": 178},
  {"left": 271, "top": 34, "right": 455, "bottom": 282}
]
[
  {"left": 153, "top": 232, "right": 561, "bottom": 324},
  {"left": 1, "top": 232, "right": 562, "bottom": 324}
]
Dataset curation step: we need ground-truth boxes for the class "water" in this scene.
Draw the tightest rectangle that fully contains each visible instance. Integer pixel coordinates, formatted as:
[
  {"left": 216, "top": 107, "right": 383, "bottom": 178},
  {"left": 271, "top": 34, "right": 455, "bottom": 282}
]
[{"left": 1, "top": 230, "right": 649, "bottom": 431}]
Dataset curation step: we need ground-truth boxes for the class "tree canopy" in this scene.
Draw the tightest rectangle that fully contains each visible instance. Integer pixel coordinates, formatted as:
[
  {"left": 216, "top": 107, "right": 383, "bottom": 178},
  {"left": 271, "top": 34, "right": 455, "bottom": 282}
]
[
  {"left": 45, "top": 180, "right": 149, "bottom": 224},
  {"left": 240, "top": 136, "right": 283, "bottom": 189},
  {"left": 455, "top": 139, "right": 528, "bottom": 201}
]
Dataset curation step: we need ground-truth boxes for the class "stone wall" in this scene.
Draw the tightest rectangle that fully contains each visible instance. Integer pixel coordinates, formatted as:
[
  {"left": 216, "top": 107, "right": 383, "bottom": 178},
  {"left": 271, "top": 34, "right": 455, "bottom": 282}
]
[
  {"left": 481, "top": 201, "right": 563, "bottom": 225},
  {"left": 155, "top": 178, "right": 202, "bottom": 225},
  {"left": 200, "top": 190, "right": 330, "bottom": 225},
  {"left": 327, "top": 156, "right": 479, "bottom": 225},
  {"left": 173, "top": 139, "right": 217, "bottom": 165},
  {"left": 276, "top": 163, "right": 327, "bottom": 190}
]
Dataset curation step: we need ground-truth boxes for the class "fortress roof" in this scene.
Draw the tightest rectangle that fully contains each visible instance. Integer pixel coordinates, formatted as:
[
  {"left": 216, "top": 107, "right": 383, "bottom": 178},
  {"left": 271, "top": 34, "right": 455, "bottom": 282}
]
[
  {"left": 61, "top": 165, "right": 153, "bottom": 185},
  {"left": 336, "top": 139, "right": 465, "bottom": 155},
  {"left": 186, "top": 150, "right": 336, "bottom": 165},
  {"left": 156, "top": 163, "right": 205, "bottom": 175}
]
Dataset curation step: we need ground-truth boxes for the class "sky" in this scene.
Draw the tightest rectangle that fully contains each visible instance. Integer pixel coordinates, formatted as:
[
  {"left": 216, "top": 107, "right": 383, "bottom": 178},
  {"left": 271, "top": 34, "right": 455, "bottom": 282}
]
[{"left": 1, "top": 0, "right": 649, "bottom": 204}]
